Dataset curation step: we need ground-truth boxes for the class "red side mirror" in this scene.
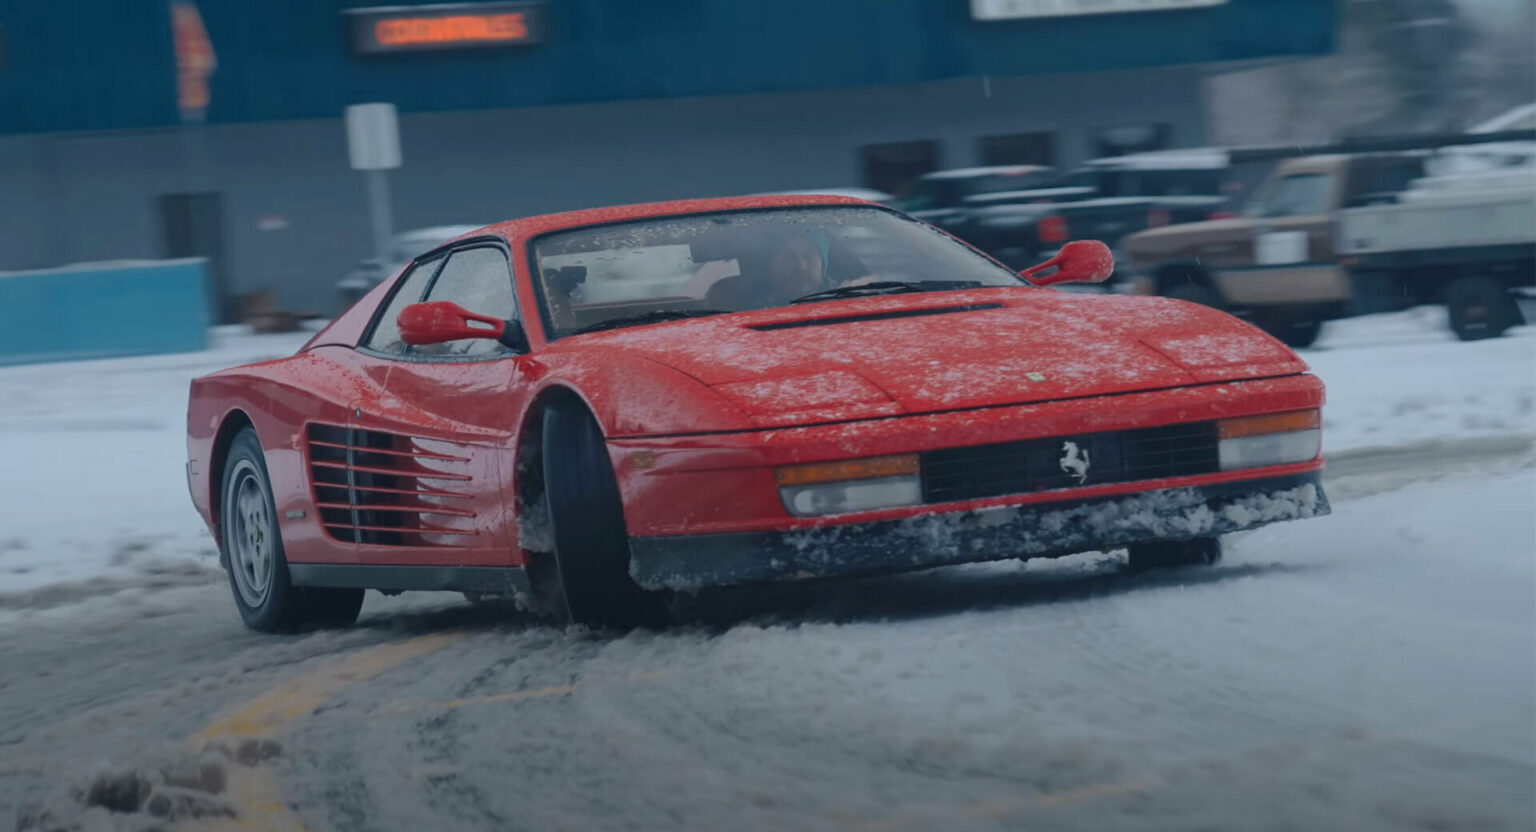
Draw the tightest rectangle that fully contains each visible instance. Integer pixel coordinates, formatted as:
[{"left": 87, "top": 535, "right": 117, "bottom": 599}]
[
  {"left": 398, "top": 301, "right": 528, "bottom": 351},
  {"left": 1019, "top": 240, "right": 1115, "bottom": 287}
]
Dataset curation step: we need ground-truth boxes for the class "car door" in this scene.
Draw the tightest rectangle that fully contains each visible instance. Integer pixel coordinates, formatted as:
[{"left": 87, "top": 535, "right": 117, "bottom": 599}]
[
  {"left": 346, "top": 244, "right": 531, "bottom": 568},
  {"left": 289, "top": 256, "right": 441, "bottom": 564},
  {"left": 1215, "top": 171, "right": 1350, "bottom": 306}
]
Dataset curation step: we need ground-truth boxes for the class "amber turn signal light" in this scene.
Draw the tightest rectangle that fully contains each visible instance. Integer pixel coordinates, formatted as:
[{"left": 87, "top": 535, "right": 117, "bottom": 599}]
[
  {"left": 1217, "top": 409, "right": 1321, "bottom": 440},
  {"left": 775, "top": 454, "right": 920, "bottom": 487}
]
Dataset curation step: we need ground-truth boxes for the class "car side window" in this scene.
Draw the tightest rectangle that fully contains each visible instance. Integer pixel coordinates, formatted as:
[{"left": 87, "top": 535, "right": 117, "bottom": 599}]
[
  {"left": 364, "top": 256, "right": 442, "bottom": 354},
  {"left": 416, "top": 246, "right": 519, "bottom": 358}
]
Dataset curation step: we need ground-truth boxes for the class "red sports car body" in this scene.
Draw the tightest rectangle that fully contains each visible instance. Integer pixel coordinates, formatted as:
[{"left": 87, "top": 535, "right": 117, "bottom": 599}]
[{"left": 187, "top": 195, "right": 1328, "bottom": 630}]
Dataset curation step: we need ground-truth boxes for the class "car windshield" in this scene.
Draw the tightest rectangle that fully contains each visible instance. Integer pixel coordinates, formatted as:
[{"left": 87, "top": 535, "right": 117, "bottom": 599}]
[{"left": 531, "top": 206, "right": 1024, "bottom": 337}]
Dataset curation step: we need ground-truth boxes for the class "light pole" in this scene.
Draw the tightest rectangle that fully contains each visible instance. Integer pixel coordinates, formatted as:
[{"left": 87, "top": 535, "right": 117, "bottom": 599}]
[{"left": 345, "top": 103, "right": 402, "bottom": 265}]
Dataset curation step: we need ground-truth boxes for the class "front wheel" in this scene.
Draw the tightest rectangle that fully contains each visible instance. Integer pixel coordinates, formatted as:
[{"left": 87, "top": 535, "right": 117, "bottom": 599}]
[
  {"left": 1125, "top": 537, "right": 1223, "bottom": 572},
  {"left": 221, "top": 428, "right": 362, "bottom": 632},
  {"left": 541, "top": 403, "right": 667, "bottom": 629}
]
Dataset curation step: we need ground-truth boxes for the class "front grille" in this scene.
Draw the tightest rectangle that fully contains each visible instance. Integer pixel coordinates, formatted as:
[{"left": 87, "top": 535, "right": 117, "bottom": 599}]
[{"left": 920, "top": 421, "right": 1219, "bottom": 504}]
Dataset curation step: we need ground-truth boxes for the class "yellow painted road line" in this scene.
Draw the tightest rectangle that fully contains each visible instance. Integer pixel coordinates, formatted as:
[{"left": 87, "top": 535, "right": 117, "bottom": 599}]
[
  {"left": 188, "top": 633, "right": 463, "bottom": 832},
  {"left": 193, "top": 633, "right": 461, "bottom": 746}
]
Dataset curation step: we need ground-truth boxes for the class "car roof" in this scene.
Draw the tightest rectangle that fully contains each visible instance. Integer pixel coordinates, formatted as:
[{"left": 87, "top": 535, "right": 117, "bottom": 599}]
[
  {"left": 396, "top": 225, "right": 485, "bottom": 242},
  {"left": 472, "top": 194, "right": 874, "bottom": 242},
  {"left": 758, "top": 187, "right": 893, "bottom": 202},
  {"left": 1470, "top": 102, "right": 1536, "bottom": 133}
]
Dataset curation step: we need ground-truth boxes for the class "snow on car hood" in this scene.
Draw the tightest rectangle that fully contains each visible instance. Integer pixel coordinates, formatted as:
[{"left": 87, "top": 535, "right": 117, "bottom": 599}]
[{"left": 574, "top": 289, "right": 1307, "bottom": 428}]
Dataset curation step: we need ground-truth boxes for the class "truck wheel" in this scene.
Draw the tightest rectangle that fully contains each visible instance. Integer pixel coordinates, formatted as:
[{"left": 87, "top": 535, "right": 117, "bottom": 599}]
[
  {"left": 542, "top": 402, "right": 667, "bottom": 629},
  {"left": 1254, "top": 312, "right": 1322, "bottom": 348},
  {"left": 1445, "top": 276, "right": 1519, "bottom": 341},
  {"left": 1126, "top": 537, "right": 1222, "bottom": 572}
]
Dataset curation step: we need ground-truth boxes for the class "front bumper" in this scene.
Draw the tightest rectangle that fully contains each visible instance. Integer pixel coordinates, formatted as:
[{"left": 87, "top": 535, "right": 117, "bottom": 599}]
[{"left": 629, "top": 471, "right": 1328, "bottom": 591}]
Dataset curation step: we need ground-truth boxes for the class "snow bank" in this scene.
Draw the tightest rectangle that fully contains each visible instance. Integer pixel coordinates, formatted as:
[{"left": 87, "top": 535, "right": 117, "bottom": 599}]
[
  {"left": 0, "top": 328, "right": 314, "bottom": 601},
  {"left": 1303, "top": 308, "right": 1536, "bottom": 455}
]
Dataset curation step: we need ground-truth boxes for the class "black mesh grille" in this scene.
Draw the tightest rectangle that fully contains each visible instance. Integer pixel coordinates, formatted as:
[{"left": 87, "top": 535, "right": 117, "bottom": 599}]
[{"left": 920, "top": 422, "right": 1219, "bottom": 504}]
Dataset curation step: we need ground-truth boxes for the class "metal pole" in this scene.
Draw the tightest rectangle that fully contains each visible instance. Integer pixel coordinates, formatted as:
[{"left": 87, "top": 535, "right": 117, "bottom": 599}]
[{"left": 365, "top": 168, "right": 394, "bottom": 263}]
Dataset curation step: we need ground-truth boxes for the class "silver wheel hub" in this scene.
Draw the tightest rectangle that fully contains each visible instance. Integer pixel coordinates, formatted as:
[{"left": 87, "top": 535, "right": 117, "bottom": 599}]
[{"left": 225, "top": 460, "right": 274, "bottom": 608}]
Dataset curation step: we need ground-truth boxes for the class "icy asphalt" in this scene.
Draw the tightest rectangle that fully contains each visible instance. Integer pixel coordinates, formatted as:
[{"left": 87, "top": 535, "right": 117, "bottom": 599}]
[{"left": 2, "top": 441, "right": 1533, "bottom": 832}]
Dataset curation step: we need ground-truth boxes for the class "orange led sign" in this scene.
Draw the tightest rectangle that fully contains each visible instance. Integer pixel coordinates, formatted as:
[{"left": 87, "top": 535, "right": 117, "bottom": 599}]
[{"left": 348, "top": 3, "right": 546, "bottom": 53}]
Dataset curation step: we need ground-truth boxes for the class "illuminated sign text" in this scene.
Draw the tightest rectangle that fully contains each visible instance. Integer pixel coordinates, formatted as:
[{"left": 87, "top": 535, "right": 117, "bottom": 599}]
[{"left": 347, "top": 3, "right": 546, "bottom": 53}]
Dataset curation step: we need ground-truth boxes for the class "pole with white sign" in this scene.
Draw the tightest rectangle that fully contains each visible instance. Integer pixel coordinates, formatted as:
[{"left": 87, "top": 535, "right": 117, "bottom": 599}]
[{"left": 345, "top": 103, "right": 402, "bottom": 265}]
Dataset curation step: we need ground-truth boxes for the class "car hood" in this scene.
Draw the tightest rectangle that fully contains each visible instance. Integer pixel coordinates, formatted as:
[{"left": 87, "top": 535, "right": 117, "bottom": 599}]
[{"left": 566, "top": 289, "right": 1307, "bottom": 429}]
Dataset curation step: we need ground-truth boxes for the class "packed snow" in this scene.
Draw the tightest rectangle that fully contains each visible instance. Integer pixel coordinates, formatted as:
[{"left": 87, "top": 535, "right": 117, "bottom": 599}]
[
  {"left": 1304, "top": 307, "right": 1535, "bottom": 454},
  {"left": 0, "top": 327, "right": 316, "bottom": 601},
  {"left": 0, "top": 308, "right": 1530, "bottom": 602},
  {"left": 261, "top": 466, "right": 1534, "bottom": 832}
]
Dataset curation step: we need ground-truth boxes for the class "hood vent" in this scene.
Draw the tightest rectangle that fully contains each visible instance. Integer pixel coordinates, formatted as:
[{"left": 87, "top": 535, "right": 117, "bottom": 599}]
[{"left": 748, "top": 302, "right": 1004, "bottom": 332}]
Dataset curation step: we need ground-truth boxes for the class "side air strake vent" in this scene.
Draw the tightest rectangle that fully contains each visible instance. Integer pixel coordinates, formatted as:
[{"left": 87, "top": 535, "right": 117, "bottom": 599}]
[
  {"left": 748, "top": 303, "right": 1004, "bottom": 332},
  {"left": 305, "top": 422, "right": 478, "bottom": 546}
]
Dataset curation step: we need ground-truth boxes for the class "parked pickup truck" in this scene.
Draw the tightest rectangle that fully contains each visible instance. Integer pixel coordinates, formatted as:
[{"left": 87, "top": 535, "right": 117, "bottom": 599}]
[
  {"left": 897, "top": 153, "right": 1235, "bottom": 269},
  {"left": 1339, "top": 165, "right": 1535, "bottom": 340},
  {"left": 1119, "top": 152, "right": 1536, "bottom": 345}
]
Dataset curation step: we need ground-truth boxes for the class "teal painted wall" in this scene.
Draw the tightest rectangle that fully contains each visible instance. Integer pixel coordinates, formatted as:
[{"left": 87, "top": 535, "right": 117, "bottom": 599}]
[
  {"left": 0, "top": 0, "right": 1336, "bottom": 135},
  {"left": 0, "top": 261, "right": 210, "bottom": 365}
]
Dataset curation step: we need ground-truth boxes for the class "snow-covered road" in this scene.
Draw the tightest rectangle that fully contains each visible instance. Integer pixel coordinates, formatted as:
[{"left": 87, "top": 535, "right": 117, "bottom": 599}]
[
  {"left": 1, "top": 309, "right": 1533, "bottom": 830},
  {"left": 260, "top": 464, "right": 1530, "bottom": 832},
  {"left": 3, "top": 456, "right": 1532, "bottom": 830}
]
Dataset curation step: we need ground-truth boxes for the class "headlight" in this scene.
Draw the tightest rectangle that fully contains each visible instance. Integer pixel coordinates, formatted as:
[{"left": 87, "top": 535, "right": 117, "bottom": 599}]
[
  {"left": 1216, "top": 410, "right": 1322, "bottom": 471},
  {"left": 777, "top": 454, "right": 922, "bottom": 517}
]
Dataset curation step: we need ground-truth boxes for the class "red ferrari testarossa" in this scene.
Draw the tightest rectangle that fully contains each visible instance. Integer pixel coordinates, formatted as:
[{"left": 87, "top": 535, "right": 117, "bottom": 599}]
[{"left": 187, "top": 195, "right": 1328, "bottom": 631}]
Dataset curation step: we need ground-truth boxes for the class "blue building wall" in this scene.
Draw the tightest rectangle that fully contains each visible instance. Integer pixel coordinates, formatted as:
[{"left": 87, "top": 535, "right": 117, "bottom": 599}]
[
  {"left": 0, "top": 0, "right": 1336, "bottom": 135},
  {"left": 0, "top": 261, "right": 210, "bottom": 365}
]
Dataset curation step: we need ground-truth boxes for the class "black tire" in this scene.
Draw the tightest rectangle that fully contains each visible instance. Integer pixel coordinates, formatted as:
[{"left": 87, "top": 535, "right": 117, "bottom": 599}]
[
  {"left": 1126, "top": 537, "right": 1223, "bottom": 572},
  {"left": 1254, "top": 311, "right": 1323, "bottom": 348},
  {"left": 1162, "top": 281, "right": 1223, "bottom": 309},
  {"left": 542, "top": 402, "right": 666, "bottom": 629},
  {"left": 302, "top": 587, "right": 365, "bottom": 628},
  {"left": 1445, "top": 276, "right": 1519, "bottom": 341},
  {"left": 220, "top": 429, "right": 363, "bottom": 632}
]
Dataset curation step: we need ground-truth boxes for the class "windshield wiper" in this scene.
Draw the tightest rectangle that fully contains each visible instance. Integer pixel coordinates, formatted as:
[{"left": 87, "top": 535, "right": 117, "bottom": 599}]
[
  {"left": 788, "top": 280, "right": 986, "bottom": 305},
  {"left": 571, "top": 309, "right": 728, "bottom": 335}
]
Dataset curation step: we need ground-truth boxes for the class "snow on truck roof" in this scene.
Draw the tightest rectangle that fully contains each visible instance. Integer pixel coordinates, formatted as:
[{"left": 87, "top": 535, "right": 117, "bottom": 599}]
[
  {"left": 919, "top": 165, "right": 1052, "bottom": 180},
  {"left": 1083, "top": 148, "right": 1230, "bottom": 169}
]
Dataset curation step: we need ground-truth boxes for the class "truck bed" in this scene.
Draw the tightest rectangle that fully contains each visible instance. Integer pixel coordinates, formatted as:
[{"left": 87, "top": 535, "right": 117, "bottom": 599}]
[{"left": 1338, "top": 171, "right": 1536, "bottom": 256}]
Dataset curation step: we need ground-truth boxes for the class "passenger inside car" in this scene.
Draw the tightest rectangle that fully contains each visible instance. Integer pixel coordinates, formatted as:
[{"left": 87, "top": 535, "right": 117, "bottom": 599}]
[{"left": 705, "top": 230, "right": 828, "bottom": 311}]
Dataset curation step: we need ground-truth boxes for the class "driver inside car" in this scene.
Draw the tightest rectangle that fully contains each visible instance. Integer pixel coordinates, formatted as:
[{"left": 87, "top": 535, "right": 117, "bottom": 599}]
[{"left": 705, "top": 230, "right": 828, "bottom": 311}]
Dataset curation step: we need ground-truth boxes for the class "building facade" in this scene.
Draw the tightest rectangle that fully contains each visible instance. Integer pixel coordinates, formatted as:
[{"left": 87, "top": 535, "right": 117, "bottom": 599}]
[{"left": 0, "top": 0, "right": 1336, "bottom": 316}]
